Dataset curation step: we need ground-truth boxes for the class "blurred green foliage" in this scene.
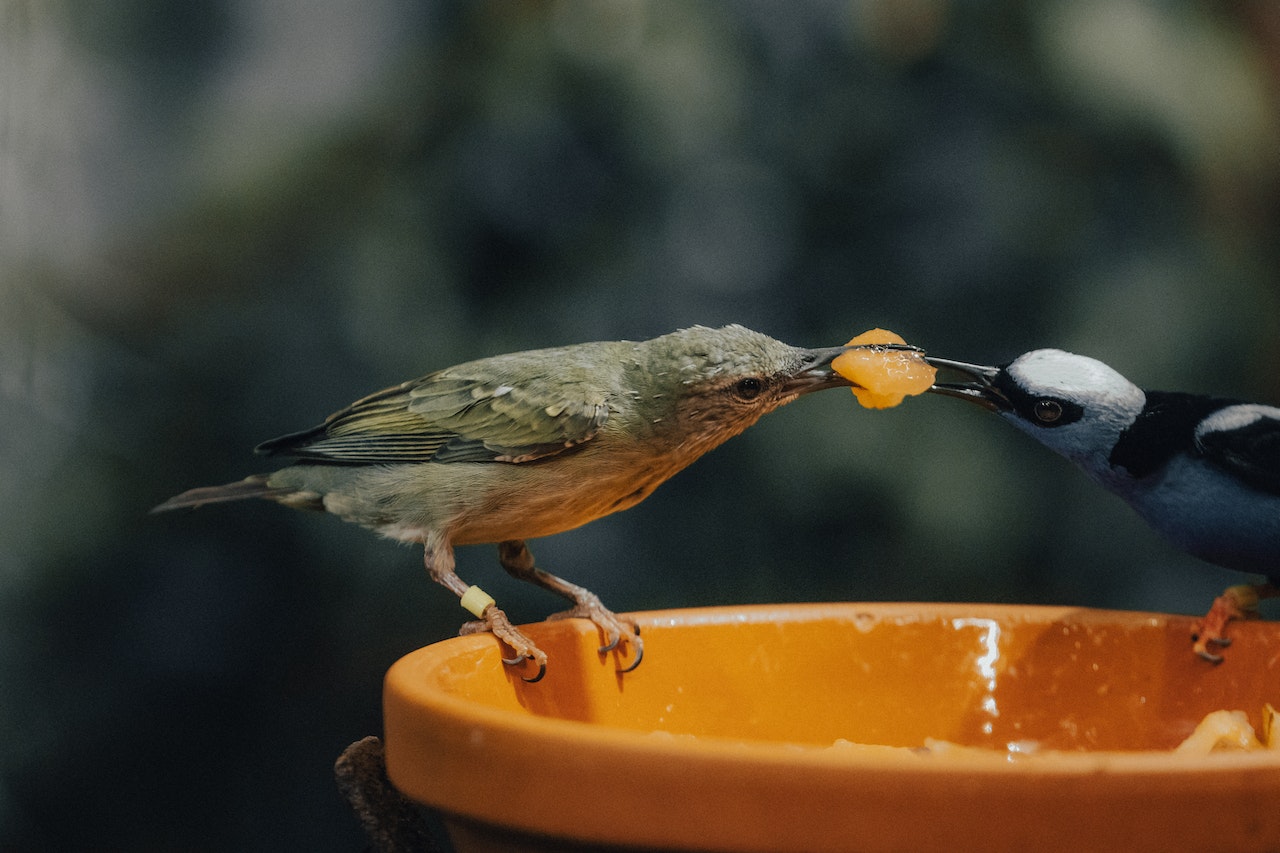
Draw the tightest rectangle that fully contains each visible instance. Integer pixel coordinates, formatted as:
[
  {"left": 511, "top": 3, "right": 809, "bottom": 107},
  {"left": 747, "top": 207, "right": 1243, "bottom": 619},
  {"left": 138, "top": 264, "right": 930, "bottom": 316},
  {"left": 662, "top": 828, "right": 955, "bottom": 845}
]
[{"left": 3, "top": 0, "right": 1279, "bottom": 848}]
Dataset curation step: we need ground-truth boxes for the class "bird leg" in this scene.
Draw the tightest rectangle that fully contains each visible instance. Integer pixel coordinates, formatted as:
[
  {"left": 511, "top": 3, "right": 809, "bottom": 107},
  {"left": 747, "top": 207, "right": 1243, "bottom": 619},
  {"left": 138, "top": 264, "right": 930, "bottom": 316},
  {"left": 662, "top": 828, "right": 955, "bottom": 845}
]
[
  {"left": 1192, "top": 583, "right": 1280, "bottom": 663},
  {"left": 498, "top": 539, "right": 643, "bottom": 673},
  {"left": 423, "top": 537, "right": 547, "bottom": 682}
]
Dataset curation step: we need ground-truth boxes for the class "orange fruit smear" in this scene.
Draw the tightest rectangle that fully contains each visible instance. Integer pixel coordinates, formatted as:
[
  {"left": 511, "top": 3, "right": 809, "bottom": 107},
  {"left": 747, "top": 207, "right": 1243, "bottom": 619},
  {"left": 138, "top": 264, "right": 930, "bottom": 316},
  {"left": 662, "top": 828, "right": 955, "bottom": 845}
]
[{"left": 831, "top": 329, "right": 937, "bottom": 409}]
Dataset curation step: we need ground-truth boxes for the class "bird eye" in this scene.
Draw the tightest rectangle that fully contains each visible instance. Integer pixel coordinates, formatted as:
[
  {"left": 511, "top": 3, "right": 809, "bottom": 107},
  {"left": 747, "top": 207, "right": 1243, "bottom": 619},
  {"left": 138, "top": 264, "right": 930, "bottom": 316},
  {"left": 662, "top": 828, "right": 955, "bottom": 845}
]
[
  {"left": 734, "top": 377, "right": 764, "bottom": 401},
  {"left": 1033, "top": 399, "right": 1064, "bottom": 423}
]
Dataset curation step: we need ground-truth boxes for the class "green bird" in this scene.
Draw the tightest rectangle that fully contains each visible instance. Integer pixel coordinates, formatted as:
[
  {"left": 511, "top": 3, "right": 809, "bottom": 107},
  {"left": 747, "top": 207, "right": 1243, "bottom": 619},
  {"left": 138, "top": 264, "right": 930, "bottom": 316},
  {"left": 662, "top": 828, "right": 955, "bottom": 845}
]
[{"left": 155, "top": 324, "right": 893, "bottom": 681}]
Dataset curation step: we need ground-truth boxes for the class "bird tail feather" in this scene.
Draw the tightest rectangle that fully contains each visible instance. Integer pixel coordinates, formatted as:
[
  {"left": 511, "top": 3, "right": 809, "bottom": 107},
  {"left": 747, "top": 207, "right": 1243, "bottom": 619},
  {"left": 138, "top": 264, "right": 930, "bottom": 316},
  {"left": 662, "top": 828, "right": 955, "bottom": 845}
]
[{"left": 151, "top": 475, "right": 292, "bottom": 513}]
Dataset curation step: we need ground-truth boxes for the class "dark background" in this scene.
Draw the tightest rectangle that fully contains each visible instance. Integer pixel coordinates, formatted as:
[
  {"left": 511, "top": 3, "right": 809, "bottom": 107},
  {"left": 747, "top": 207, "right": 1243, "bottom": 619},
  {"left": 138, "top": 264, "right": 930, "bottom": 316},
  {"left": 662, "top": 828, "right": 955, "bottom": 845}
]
[{"left": 3, "top": 1, "right": 1279, "bottom": 849}]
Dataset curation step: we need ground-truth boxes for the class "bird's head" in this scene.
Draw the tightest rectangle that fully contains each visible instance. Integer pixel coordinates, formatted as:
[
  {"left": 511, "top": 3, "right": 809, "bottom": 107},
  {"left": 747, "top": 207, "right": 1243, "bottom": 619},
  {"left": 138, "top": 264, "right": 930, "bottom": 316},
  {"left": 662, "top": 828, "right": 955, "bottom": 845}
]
[
  {"left": 927, "top": 348, "right": 1147, "bottom": 472},
  {"left": 635, "top": 324, "right": 862, "bottom": 448}
]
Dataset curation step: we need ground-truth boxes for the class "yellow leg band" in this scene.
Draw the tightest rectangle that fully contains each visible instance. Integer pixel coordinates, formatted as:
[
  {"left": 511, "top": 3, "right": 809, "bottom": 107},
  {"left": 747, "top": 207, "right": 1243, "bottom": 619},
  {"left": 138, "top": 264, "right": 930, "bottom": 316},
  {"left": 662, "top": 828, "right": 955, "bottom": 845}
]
[{"left": 460, "top": 585, "right": 496, "bottom": 618}]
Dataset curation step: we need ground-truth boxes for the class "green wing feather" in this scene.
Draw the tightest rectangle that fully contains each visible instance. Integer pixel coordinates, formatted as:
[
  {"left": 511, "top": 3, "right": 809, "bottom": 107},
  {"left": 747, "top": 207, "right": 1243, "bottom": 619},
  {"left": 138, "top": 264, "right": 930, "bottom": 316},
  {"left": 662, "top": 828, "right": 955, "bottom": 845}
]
[{"left": 256, "top": 370, "right": 611, "bottom": 465}]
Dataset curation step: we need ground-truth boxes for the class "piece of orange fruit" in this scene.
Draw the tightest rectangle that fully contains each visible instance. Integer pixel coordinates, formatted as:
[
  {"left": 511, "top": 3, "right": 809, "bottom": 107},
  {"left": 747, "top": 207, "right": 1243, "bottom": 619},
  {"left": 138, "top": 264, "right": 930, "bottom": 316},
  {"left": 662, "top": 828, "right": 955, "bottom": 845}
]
[{"left": 831, "top": 329, "right": 936, "bottom": 409}]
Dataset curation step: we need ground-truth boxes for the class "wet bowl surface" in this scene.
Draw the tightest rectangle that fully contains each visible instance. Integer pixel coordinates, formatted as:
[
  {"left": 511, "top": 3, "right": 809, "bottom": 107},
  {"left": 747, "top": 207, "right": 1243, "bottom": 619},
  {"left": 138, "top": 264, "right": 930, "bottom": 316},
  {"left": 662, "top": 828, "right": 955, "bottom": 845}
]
[{"left": 383, "top": 603, "right": 1280, "bottom": 852}]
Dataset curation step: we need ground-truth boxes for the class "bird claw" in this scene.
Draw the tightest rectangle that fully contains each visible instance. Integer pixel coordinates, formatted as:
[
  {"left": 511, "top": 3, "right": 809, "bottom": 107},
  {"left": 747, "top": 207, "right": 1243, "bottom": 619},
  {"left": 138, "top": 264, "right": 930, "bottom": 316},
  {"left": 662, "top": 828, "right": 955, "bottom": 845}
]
[
  {"left": 599, "top": 624, "right": 644, "bottom": 673},
  {"left": 460, "top": 606, "right": 549, "bottom": 682},
  {"left": 1191, "top": 630, "right": 1230, "bottom": 663},
  {"left": 603, "top": 622, "right": 643, "bottom": 674},
  {"left": 615, "top": 629, "right": 644, "bottom": 674},
  {"left": 500, "top": 654, "right": 546, "bottom": 683},
  {"left": 1191, "top": 584, "right": 1263, "bottom": 663},
  {"left": 597, "top": 622, "right": 640, "bottom": 653},
  {"left": 549, "top": 602, "right": 644, "bottom": 674}
]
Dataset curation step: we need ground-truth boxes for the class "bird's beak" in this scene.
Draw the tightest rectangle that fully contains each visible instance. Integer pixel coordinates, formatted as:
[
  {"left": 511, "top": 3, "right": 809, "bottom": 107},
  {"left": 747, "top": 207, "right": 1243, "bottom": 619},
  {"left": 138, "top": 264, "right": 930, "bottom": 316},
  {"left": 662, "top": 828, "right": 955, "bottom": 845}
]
[
  {"left": 784, "top": 343, "right": 924, "bottom": 396},
  {"left": 925, "top": 356, "right": 1010, "bottom": 412},
  {"left": 784, "top": 346, "right": 855, "bottom": 396}
]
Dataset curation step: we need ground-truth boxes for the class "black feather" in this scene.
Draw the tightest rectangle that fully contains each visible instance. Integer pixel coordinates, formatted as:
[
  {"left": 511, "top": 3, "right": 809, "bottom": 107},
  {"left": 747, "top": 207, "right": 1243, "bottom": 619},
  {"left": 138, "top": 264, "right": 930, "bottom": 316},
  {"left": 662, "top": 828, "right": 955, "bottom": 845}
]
[
  {"left": 1196, "top": 408, "right": 1280, "bottom": 497},
  {"left": 1109, "top": 392, "right": 1236, "bottom": 479}
]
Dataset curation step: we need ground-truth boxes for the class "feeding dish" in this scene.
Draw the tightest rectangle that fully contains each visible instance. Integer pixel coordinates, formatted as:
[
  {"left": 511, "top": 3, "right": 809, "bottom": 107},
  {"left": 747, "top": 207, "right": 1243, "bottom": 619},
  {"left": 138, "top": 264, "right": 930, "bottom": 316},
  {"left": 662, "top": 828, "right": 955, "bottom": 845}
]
[{"left": 383, "top": 603, "right": 1280, "bottom": 852}]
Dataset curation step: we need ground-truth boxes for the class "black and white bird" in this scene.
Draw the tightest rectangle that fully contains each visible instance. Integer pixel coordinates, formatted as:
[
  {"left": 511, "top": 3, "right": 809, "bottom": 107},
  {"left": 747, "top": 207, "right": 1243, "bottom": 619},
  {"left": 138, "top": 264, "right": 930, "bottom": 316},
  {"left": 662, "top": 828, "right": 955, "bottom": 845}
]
[{"left": 926, "top": 348, "right": 1280, "bottom": 662}]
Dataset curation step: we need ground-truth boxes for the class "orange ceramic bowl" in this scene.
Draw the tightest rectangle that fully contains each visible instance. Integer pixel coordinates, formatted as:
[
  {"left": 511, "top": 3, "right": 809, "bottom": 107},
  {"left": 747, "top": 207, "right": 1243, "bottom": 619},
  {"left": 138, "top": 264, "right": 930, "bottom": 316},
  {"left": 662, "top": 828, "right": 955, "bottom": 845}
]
[{"left": 383, "top": 603, "right": 1280, "bottom": 852}]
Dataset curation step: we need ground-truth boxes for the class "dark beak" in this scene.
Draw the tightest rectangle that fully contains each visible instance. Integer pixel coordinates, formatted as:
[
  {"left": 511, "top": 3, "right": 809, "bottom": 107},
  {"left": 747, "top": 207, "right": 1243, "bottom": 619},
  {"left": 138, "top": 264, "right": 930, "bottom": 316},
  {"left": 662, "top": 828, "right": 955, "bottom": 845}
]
[
  {"left": 925, "top": 356, "right": 1010, "bottom": 412},
  {"left": 784, "top": 342, "right": 924, "bottom": 396}
]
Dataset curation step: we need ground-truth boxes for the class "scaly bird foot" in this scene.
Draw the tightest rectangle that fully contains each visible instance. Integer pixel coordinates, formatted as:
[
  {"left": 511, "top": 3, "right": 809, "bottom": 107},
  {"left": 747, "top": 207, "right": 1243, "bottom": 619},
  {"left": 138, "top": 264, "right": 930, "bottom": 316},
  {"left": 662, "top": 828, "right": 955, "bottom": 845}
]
[
  {"left": 547, "top": 596, "right": 644, "bottom": 673},
  {"left": 460, "top": 605, "right": 548, "bottom": 682},
  {"left": 1191, "top": 584, "right": 1262, "bottom": 663}
]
